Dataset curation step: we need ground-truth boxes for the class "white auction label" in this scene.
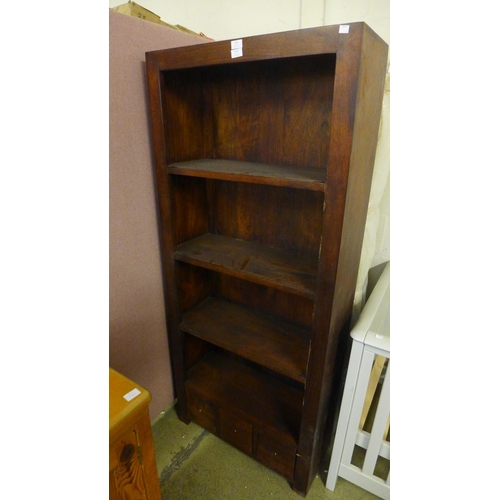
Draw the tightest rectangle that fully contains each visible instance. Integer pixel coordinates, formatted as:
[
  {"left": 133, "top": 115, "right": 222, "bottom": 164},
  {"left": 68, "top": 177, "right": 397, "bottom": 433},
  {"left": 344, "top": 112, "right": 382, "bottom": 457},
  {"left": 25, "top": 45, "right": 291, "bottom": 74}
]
[
  {"left": 231, "top": 39, "right": 243, "bottom": 58},
  {"left": 231, "top": 39, "right": 243, "bottom": 49},
  {"left": 123, "top": 388, "right": 141, "bottom": 401},
  {"left": 339, "top": 25, "right": 350, "bottom": 34}
]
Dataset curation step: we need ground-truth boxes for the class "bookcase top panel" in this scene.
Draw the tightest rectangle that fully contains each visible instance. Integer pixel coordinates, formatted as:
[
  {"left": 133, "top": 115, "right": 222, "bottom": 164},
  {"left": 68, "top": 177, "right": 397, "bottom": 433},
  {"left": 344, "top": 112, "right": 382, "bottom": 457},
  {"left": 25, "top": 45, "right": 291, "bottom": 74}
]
[{"left": 146, "top": 23, "right": 372, "bottom": 70}]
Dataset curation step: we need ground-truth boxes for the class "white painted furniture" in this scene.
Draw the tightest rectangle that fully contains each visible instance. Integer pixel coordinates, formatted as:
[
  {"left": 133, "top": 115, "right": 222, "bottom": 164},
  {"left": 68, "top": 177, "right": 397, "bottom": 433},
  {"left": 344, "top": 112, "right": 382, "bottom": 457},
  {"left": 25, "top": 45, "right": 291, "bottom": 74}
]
[{"left": 326, "top": 262, "right": 390, "bottom": 499}]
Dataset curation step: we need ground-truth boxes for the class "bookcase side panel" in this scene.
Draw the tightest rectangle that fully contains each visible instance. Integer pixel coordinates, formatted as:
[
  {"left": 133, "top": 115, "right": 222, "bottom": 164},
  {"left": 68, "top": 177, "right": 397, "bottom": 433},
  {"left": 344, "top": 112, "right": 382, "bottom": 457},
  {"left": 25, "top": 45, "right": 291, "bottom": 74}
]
[
  {"left": 294, "top": 25, "right": 388, "bottom": 495},
  {"left": 145, "top": 58, "right": 189, "bottom": 422},
  {"left": 161, "top": 68, "right": 211, "bottom": 163},
  {"left": 170, "top": 176, "right": 209, "bottom": 246},
  {"left": 293, "top": 24, "right": 363, "bottom": 495}
]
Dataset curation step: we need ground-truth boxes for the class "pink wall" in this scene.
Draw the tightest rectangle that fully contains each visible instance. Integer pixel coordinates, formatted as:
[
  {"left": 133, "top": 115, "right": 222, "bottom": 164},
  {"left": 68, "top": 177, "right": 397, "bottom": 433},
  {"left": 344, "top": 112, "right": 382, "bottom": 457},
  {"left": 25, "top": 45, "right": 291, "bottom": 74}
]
[{"left": 109, "top": 10, "right": 211, "bottom": 421}]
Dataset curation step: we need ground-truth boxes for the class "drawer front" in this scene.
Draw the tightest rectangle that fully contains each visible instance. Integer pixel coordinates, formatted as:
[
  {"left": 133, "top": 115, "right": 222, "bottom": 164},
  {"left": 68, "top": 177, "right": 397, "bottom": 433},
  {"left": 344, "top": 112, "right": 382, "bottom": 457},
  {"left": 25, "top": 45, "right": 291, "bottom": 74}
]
[
  {"left": 255, "top": 430, "right": 297, "bottom": 480},
  {"left": 219, "top": 410, "right": 253, "bottom": 456},
  {"left": 186, "top": 390, "right": 217, "bottom": 434}
]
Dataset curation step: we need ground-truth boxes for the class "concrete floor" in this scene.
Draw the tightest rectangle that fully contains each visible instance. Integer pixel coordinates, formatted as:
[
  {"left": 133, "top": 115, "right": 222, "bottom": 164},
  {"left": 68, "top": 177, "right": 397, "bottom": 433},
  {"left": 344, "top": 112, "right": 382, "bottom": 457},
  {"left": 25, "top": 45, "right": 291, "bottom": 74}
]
[{"left": 152, "top": 404, "right": 384, "bottom": 500}]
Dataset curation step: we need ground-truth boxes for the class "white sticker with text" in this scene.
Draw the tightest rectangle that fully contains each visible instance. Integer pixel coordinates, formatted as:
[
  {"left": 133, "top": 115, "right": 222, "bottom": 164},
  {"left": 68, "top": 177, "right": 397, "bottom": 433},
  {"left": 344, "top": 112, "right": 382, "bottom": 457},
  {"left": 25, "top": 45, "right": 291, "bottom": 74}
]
[
  {"left": 231, "top": 39, "right": 243, "bottom": 58},
  {"left": 123, "top": 388, "right": 141, "bottom": 401}
]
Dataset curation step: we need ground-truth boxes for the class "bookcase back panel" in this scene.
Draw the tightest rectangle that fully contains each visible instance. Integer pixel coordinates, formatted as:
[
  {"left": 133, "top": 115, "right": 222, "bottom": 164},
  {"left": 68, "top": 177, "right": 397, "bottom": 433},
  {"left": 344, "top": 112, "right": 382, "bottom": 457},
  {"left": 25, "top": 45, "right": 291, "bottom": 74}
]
[
  {"left": 161, "top": 54, "right": 335, "bottom": 169},
  {"left": 214, "top": 181, "right": 323, "bottom": 260},
  {"left": 208, "top": 55, "right": 335, "bottom": 168},
  {"left": 170, "top": 174, "right": 324, "bottom": 261},
  {"left": 176, "top": 261, "right": 313, "bottom": 331},
  {"left": 217, "top": 274, "right": 314, "bottom": 330}
]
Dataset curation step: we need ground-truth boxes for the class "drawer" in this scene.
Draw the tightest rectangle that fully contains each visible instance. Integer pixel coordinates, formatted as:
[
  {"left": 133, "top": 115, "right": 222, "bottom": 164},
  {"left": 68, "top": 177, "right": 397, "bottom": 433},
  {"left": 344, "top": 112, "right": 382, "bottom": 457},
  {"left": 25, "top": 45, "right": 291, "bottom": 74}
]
[
  {"left": 255, "top": 430, "right": 297, "bottom": 480},
  {"left": 186, "top": 390, "right": 217, "bottom": 434},
  {"left": 219, "top": 410, "right": 253, "bottom": 456}
]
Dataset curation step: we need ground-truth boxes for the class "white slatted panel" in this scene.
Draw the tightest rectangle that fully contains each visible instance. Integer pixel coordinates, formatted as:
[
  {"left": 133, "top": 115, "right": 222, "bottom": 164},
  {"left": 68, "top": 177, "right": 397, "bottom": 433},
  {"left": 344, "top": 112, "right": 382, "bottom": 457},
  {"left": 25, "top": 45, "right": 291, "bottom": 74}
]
[
  {"left": 362, "top": 359, "right": 390, "bottom": 475},
  {"left": 340, "top": 348, "right": 376, "bottom": 464}
]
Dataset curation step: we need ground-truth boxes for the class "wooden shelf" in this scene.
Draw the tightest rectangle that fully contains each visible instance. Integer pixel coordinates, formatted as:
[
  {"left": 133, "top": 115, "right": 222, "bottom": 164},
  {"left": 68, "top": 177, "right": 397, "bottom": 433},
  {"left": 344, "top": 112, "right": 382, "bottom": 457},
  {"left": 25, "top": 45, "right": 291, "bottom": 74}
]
[
  {"left": 180, "top": 297, "right": 310, "bottom": 383},
  {"left": 167, "top": 159, "right": 326, "bottom": 191},
  {"left": 186, "top": 350, "right": 303, "bottom": 441},
  {"left": 175, "top": 233, "right": 318, "bottom": 299}
]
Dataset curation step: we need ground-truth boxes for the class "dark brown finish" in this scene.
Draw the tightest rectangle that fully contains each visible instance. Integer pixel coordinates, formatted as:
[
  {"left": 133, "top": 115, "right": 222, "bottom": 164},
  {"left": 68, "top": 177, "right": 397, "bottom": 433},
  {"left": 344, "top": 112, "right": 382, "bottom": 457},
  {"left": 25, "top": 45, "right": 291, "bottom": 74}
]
[
  {"left": 168, "top": 159, "right": 326, "bottom": 190},
  {"left": 175, "top": 233, "right": 318, "bottom": 298},
  {"left": 180, "top": 297, "right": 310, "bottom": 382},
  {"left": 185, "top": 351, "right": 303, "bottom": 438},
  {"left": 185, "top": 350, "right": 303, "bottom": 479},
  {"left": 220, "top": 409, "right": 254, "bottom": 455},
  {"left": 186, "top": 390, "right": 217, "bottom": 433},
  {"left": 146, "top": 23, "right": 388, "bottom": 496},
  {"left": 256, "top": 429, "right": 298, "bottom": 480}
]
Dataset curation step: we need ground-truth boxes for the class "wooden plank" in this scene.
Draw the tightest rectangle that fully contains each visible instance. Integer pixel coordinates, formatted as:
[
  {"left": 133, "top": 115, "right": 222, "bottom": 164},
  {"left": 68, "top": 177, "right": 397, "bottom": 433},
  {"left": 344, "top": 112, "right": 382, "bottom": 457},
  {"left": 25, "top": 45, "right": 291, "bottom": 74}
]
[
  {"left": 174, "top": 233, "right": 317, "bottom": 299},
  {"left": 167, "top": 159, "right": 326, "bottom": 191},
  {"left": 180, "top": 298, "right": 310, "bottom": 383},
  {"left": 186, "top": 351, "right": 303, "bottom": 441}
]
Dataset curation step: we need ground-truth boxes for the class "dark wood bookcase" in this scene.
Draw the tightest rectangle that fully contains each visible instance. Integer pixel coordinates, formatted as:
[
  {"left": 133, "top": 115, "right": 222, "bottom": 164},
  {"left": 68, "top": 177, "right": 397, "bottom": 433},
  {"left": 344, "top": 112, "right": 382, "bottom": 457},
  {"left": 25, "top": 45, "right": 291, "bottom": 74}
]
[{"left": 145, "top": 23, "right": 388, "bottom": 496}]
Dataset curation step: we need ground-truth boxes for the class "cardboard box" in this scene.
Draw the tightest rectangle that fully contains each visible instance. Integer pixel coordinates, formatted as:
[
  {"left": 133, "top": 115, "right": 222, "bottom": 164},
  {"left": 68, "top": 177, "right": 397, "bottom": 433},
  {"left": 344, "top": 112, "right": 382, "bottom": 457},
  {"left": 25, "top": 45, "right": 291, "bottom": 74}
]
[
  {"left": 112, "top": 1, "right": 161, "bottom": 24},
  {"left": 111, "top": 1, "right": 212, "bottom": 39}
]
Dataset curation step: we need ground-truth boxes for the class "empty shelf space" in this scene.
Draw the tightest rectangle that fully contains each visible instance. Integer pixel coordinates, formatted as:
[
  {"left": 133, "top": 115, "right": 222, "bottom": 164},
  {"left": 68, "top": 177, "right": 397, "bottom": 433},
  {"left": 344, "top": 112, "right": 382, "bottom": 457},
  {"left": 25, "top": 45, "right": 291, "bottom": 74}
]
[
  {"left": 186, "top": 350, "right": 303, "bottom": 441},
  {"left": 167, "top": 159, "right": 326, "bottom": 191},
  {"left": 180, "top": 298, "right": 310, "bottom": 383},
  {"left": 175, "top": 233, "right": 318, "bottom": 299}
]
